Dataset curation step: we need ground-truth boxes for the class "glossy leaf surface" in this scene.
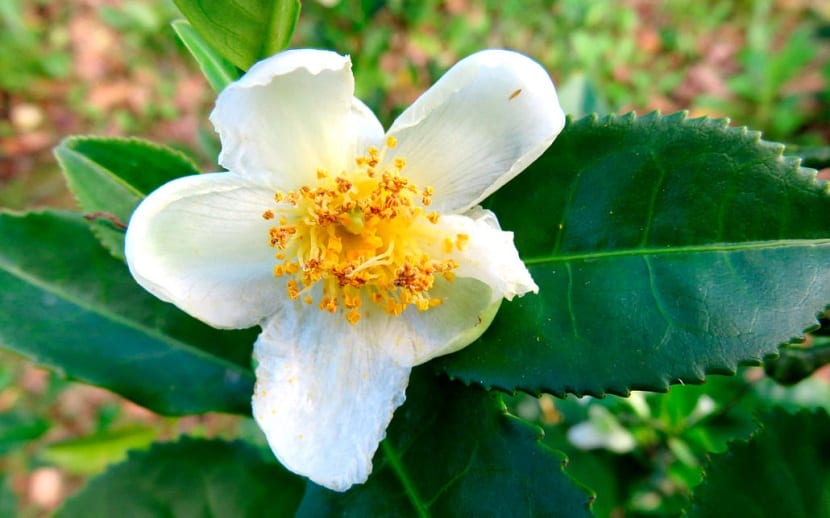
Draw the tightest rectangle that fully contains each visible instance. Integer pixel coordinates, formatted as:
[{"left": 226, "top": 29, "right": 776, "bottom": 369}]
[
  {"left": 172, "top": 19, "right": 239, "bottom": 92},
  {"left": 55, "top": 137, "right": 199, "bottom": 259},
  {"left": 440, "top": 113, "right": 830, "bottom": 396},
  {"left": 0, "top": 210, "right": 255, "bottom": 415},
  {"left": 172, "top": 0, "right": 300, "bottom": 70},
  {"left": 689, "top": 409, "right": 830, "bottom": 518},
  {"left": 57, "top": 438, "right": 304, "bottom": 517},
  {"left": 298, "top": 371, "right": 593, "bottom": 516}
]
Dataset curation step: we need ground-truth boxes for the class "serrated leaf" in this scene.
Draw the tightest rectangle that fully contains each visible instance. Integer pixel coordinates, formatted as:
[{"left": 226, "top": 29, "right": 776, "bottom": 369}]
[
  {"left": 57, "top": 438, "right": 305, "bottom": 517},
  {"left": 297, "top": 370, "right": 593, "bottom": 516},
  {"left": 0, "top": 210, "right": 255, "bottom": 415},
  {"left": 171, "top": 19, "right": 239, "bottom": 93},
  {"left": 172, "top": 0, "right": 301, "bottom": 71},
  {"left": 55, "top": 137, "right": 199, "bottom": 259},
  {"left": 689, "top": 409, "right": 830, "bottom": 517},
  {"left": 439, "top": 112, "right": 830, "bottom": 397}
]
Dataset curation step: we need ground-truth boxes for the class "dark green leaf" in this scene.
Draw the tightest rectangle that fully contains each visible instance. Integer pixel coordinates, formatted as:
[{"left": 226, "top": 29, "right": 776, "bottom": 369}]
[
  {"left": 172, "top": 0, "right": 301, "bottom": 70},
  {"left": 439, "top": 112, "right": 830, "bottom": 396},
  {"left": 171, "top": 19, "right": 239, "bottom": 92},
  {"left": 57, "top": 438, "right": 305, "bottom": 517},
  {"left": 788, "top": 145, "right": 830, "bottom": 170},
  {"left": 764, "top": 343, "right": 830, "bottom": 385},
  {"left": 298, "top": 370, "right": 593, "bottom": 516},
  {"left": 55, "top": 137, "right": 199, "bottom": 259},
  {"left": 689, "top": 409, "right": 830, "bottom": 518},
  {"left": 0, "top": 210, "right": 255, "bottom": 415},
  {"left": 0, "top": 410, "right": 49, "bottom": 454}
]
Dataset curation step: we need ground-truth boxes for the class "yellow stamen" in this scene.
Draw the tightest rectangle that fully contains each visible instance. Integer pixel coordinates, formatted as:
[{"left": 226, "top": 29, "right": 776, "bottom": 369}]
[
  {"left": 443, "top": 238, "right": 454, "bottom": 254},
  {"left": 346, "top": 309, "right": 361, "bottom": 324},
  {"left": 265, "top": 145, "right": 460, "bottom": 324},
  {"left": 287, "top": 279, "right": 300, "bottom": 300}
]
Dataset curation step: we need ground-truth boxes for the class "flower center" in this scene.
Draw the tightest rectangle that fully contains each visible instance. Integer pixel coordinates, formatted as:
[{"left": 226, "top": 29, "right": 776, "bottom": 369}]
[{"left": 263, "top": 137, "right": 465, "bottom": 325}]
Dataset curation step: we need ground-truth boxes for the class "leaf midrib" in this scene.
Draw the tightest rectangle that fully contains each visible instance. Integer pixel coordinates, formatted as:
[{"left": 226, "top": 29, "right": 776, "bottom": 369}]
[
  {"left": 56, "top": 146, "right": 147, "bottom": 199},
  {"left": 523, "top": 238, "right": 830, "bottom": 265},
  {"left": 381, "top": 441, "right": 429, "bottom": 517},
  {"left": 0, "top": 255, "right": 253, "bottom": 376}
]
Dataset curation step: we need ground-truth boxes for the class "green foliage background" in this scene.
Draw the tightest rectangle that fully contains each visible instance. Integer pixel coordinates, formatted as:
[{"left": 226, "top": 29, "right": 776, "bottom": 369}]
[{"left": 1, "top": 0, "right": 829, "bottom": 516}]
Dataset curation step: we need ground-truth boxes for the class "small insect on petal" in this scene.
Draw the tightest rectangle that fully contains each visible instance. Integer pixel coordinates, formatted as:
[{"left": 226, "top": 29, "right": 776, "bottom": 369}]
[{"left": 509, "top": 88, "right": 522, "bottom": 100}]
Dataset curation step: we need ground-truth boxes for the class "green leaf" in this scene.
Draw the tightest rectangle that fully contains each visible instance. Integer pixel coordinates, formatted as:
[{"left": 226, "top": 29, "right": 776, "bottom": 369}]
[
  {"left": 689, "top": 409, "right": 830, "bottom": 517},
  {"left": 0, "top": 476, "right": 16, "bottom": 518},
  {"left": 0, "top": 410, "right": 49, "bottom": 455},
  {"left": 55, "top": 137, "right": 199, "bottom": 260},
  {"left": 764, "top": 343, "right": 830, "bottom": 385},
  {"left": 172, "top": 0, "right": 301, "bottom": 71},
  {"left": 41, "top": 427, "right": 158, "bottom": 476},
  {"left": 57, "top": 438, "right": 305, "bottom": 517},
  {"left": 297, "top": 370, "right": 593, "bottom": 516},
  {"left": 0, "top": 210, "right": 255, "bottom": 415},
  {"left": 439, "top": 112, "right": 830, "bottom": 396},
  {"left": 171, "top": 19, "right": 239, "bottom": 93},
  {"left": 788, "top": 144, "right": 830, "bottom": 170}
]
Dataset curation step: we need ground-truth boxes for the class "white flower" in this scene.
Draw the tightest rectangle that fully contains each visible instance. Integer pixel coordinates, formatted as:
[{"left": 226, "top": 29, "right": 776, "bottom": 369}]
[
  {"left": 567, "top": 405, "right": 637, "bottom": 454},
  {"left": 125, "top": 49, "right": 565, "bottom": 491}
]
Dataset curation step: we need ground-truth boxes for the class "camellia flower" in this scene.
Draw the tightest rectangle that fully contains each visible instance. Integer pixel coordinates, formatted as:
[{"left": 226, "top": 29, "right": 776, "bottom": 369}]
[{"left": 125, "top": 48, "right": 564, "bottom": 491}]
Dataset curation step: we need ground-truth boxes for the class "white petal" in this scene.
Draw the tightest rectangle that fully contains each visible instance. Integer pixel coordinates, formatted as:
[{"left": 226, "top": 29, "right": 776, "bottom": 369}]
[
  {"left": 125, "top": 173, "right": 281, "bottom": 329},
  {"left": 371, "top": 276, "right": 500, "bottom": 366},
  {"left": 210, "top": 50, "right": 361, "bottom": 189},
  {"left": 386, "top": 49, "right": 565, "bottom": 213},
  {"left": 252, "top": 308, "right": 410, "bottom": 491},
  {"left": 367, "top": 207, "right": 538, "bottom": 366},
  {"left": 348, "top": 97, "right": 385, "bottom": 158},
  {"left": 431, "top": 206, "right": 539, "bottom": 301}
]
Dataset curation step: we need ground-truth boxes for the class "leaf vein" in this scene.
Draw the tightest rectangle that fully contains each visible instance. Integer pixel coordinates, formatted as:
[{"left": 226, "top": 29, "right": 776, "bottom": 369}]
[
  {"left": 551, "top": 168, "right": 585, "bottom": 255},
  {"left": 524, "top": 238, "right": 830, "bottom": 265},
  {"left": 381, "top": 441, "right": 429, "bottom": 518},
  {"left": 565, "top": 263, "right": 580, "bottom": 339},
  {"left": 640, "top": 149, "right": 669, "bottom": 247}
]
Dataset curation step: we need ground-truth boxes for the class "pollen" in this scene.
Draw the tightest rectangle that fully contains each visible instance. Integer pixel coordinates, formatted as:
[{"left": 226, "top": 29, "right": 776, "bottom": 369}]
[
  {"left": 346, "top": 309, "right": 361, "bottom": 324},
  {"left": 265, "top": 144, "right": 460, "bottom": 324}
]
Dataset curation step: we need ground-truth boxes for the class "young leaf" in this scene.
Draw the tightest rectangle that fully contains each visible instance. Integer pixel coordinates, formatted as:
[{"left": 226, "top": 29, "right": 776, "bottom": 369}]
[
  {"left": 172, "top": 0, "right": 301, "bottom": 71},
  {"left": 55, "top": 137, "right": 199, "bottom": 260},
  {"left": 689, "top": 409, "right": 830, "bottom": 517},
  {"left": 439, "top": 112, "right": 830, "bottom": 397},
  {"left": 0, "top": 210, "right": 255, "bottom": 415},
  {"left": 171, "top": 19, "right": 239, "bottom": 92},
  {"left": 56, "top": 438, "right": 305, "bottom": 517},
  {"left": 297, "top": 370, "right": 594, "bottom": 516}
]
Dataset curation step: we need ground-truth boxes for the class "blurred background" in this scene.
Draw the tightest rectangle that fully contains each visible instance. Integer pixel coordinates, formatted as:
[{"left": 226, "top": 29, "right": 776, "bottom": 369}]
[{"left": 1, "top": 0, "right": 829, "bottom": 515}]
